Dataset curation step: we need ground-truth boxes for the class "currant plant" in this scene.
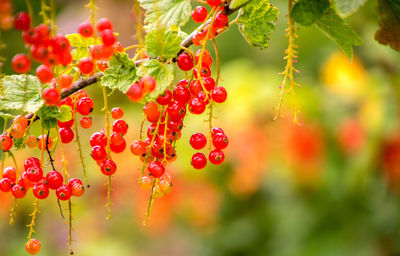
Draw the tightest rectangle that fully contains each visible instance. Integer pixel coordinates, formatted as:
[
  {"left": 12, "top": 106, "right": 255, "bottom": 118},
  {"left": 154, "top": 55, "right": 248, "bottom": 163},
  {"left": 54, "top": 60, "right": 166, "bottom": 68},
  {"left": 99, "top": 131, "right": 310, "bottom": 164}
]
[{"left": 0, "top": 0, "right": 399, "bottom": 254}]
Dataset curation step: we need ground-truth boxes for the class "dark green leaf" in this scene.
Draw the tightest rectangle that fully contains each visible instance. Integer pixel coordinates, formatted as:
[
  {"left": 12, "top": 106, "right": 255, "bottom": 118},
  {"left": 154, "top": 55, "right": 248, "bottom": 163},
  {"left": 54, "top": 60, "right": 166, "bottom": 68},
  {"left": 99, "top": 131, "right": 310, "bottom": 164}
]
[
  {"left": 36, "top": 105, "right": 59, "bottom": 130},
  {"left": 145, "top": 28, "right": 182, "bottom": 59},
  {"left": 315, "top": 9, "right": 363, "bottom": 59},
  {"left": 335, "top": 0, "right": 367, "bottom": 17},
  {"left": 237, "top": 0, "right": 280, "bottom": 49},
  {"left": 385, "top": 0, "right": 400, "bottom": 19},
  {"left": 138, "top": 59, "right": 174, "bottom": 101},
  {"left": 375, "top": 0, "right": 400, "bottom": 51},
  {"left": 0, "top": 75, "right": 43, "bottom": 113},
  {"left": 101, "top": 52, "right": 138, "bottom": 93},
  {"left": 291, "top": 0, "right": 330, "bottom": 26},
  {"left": 139, "top": 0, "right": 192, "bottom": 30}
]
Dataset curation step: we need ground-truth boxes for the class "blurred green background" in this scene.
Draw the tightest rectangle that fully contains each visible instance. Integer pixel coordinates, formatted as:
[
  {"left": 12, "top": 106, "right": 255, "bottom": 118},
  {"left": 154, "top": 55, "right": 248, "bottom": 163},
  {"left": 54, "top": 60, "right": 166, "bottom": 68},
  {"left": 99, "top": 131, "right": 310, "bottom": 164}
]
[{"left": 1, "top": 0, "right": 400, "bottom": 255}]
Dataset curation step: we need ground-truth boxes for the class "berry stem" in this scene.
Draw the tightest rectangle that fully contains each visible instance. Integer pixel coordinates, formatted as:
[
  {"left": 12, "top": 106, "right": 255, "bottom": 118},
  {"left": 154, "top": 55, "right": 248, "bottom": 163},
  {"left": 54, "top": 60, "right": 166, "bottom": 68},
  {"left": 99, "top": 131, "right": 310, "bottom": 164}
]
[
  {"left": 101, "top": 86, "right": 111, "bottom": 156},
  {"left": 143, "top": 178, "right": 157, "bottom": 226},
  {"left": 132, "top": 0, "right": 144, "bottom": 45},
  {"left": 57, "top": 132, "right": 70, "bottom": 179},
  {"left": 106, "top": 176, "right": 112, "bottom": 220},
  {"left": 49, "top": 0, "right": 57, "bottom": 36},
  {"left": 9, "top": 198, "right": 17, "bottom": 225},
  {"left": 57, "top": 199, "right": 65, "bottom": 219},
  {"left": 46, "top": 129, "right": 56, "bottom": 171},
  {"left": 27, "top": 199, "right": 40, "bottom": 240},
  {"left": 24, "top": 0, "right": 34, "bottom": 24},
  {"left": 39, "top": 0, "right": 51, "bottom": 26},
  {"left": 212, "top": 39, "right": 221, "bottom": 85},
  {"left": 68, "top": 199, "right": 74, "bottom": 255},
  {"left": 123, "top": 44, "right": 144, "bottom": 52},
  {"left": 23, "top": 114, "right": 36, "bottom": 145},
  {"left": 87, "top": 0, "right": 97, "bottom": 26}
]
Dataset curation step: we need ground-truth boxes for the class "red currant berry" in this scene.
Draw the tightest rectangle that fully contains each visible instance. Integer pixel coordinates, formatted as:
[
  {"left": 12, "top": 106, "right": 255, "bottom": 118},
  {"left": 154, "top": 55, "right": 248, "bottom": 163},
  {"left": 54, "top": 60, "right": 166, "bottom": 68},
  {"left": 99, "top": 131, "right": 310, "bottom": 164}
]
[
  {"left": 159, "top": 179, "right": 172, "bottom": 194},
  {"left": 167, "top": 100, "right": 186, "bottom": 121},
  {"left": 24, "top": 157, "right": 40, "bottom": 171},
  {"left": 12, "top": 184, "right": 27, "bottom": 198},
  {"left": 37, "top": 24, "right": 50, "bottom": 41},
  {"left": 192, "top": 30, "right": 206, "bottom": 46},
  {"left": 130, "top": 140, "right": 147, "bottom": 156},
  {"left": 112, "top": 119, "right": 128, "bottom": 135},
  {"left": 56, "top": 184, "right": 72, "bottom": 201},
  {"left": 212, "top": 86, "right": 227, "bottom": 103},
  {"left": 51, "top": 35, "right": 70, "bottom": 54},
  {"left": 173, "top": 86, "right": 191, "bottom": 104},
  {"left": 191, "top": 152, "right": 207, "bottom": 169},
  {"left": 90, "top": 132, "right": 107, "bottom": 147},
  {"left": 209, "top": 149, "right": 225, "bottom": 164},
  {"left": 80, "top": 117, "right": 93, "bottom": 129},
  {"left": 57, "top": 118, "right": 74, "bottom": 129},
  {"left": 96, "top": 18, "right": 113, "bottom": 32},
  {"left": 212, "top": 133, "right": 229, "bottom": 149},
  {"left": 207, "top": 0, "right": 221, "bottom": 6},
  {"left": 100, "top": 159, "right": 117, "bottom": 175},
  {"left": 110, "top": 139, "right": 126, "bottom": 153},
  {"left": 30, "top": 45, "right": 49, "bottom": 61},
  {"left": 139, "top": 175, "right": 153, "bottom": 190},
  {"left": 189, "top": 80, "right": 203, "bottom": 96},
  {"left": 195, "top": 49, "right": 213, "bottom": 67},
  {"left": 10, "top": 123, "right": 25, "bottom": 139},
  {"left": 211, "top": 127, "right": 224, "bottom": 137},
  {"left": 26, "top": 135, "right": 38, "bottom": 148},
  {"left": 192, "top": 6, "right": 208, "bottom": 23},
  {"left": 110, "top": 131, "right": 124, "bottom": 146},
  {"left": 59, "top": 52, "right": 73, "bottom": 66},
  {"left": 0, "top": 135, "right": 12, "bottom": 151},
  {"left": 78, "top": 57, "right": 94, "bottom": 74},
  {"left": 214, "top": 12, "right": 228, "bottom": 28},
  {"left": 22, "top": 27, "right": 40, "bottom": 45},
  {"left": 33, "top": 183, "right": 49, "bottom": 199},
  {"left": 25, "top": 238, "right": 41, "bottom": 255},
  {"left": 38, "top": 135, "right": 53, "bottom": 151},
  {"left": 91, "top": 145, "right": 107, "bottom": 161},
  {"left": 59, "top": 127, "right": 75, "bottom": 143},
  {"left": 78, "top": 21, "right": 94, "bottom": 37},
  {"left": 167, "top": 120, "right": 183, "bottom": 131},
  {"left": 68, "top": 178, "right": 85, "bottom": 197},
  {"left": 189, "top": 97, "right": 206, "bottom": 114},
  {"left": 148, "top": 161, "right": 165, "bottom": 178},
  {"left": 100, "top": 29, "right": 116, "bottom": 46},
  {"left": 12, "top": 54, "right": 31, "bottom": 73},
  {"left": 111, "top": 107, "right": 124, "bottom": 119},
  {"left": 14, "top": 12, "right": 31, "bottom": 31},
  {"left": 42, "top": 87, "right": 60, "bottom": 106},
  {"left": 156, "top": 90, "right": 172, "bottom": 105},
  {"left": 177, "top": 52, "right": 194, "bottom": 71},
  {"left": 77, "top": 97, "right": 94, "bottom": 116},
  {"left": 26, "top": 166, "right": 43, "bottom": 182},
  {"left": 58, "top": 74, "right": 73, "bottom": 89},
  {"left": 3, "top": 166, "right": 16, "bottom": 180},
  {"left": 19, "top": 172, "right": 34, "bottom": 188},
  {"left": 0, "top": 178, "right": 12, "bottom": 192},
  {"left": 193, "top": 65, "right": 211, "bottom": 78},
  {"left": 97, "top": 59, "right": 109, "bottom": 71},
  {"left": 126, "top": 82, "right": 143, "bottom": 102},
  {"left": 36, "top": 65, "right": 54, "bottom": 83},
  {"left": 190, "top": 133, "right": 207, "bottom": 150},
  {"left": 140, "top": 75, "right": 157, "bottom": 93},
  {"left": 46, "top": 171, "right": 63, "bottom": 189}
]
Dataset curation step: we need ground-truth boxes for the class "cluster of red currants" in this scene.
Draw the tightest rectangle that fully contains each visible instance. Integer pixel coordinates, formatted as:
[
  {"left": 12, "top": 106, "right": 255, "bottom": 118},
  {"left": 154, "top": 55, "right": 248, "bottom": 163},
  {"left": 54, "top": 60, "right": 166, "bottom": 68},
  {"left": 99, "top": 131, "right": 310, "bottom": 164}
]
[
  {"left": 89, "top": 107, "right": 128, "bottom": 176},
  {"left": 126, "top": 75, "right": 157, "bottom": 102},
  {"left": 0, "top": 157, "right": 84, "bottom": 200}
]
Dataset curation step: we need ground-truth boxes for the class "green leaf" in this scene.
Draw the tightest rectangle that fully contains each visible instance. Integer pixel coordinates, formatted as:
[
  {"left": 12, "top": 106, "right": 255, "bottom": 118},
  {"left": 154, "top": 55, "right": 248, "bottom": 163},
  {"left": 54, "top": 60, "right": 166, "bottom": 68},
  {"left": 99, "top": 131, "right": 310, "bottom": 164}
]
[
  {"left": 139, "top": 0, "right": 191, "bottom": 30},
  {"left": 0, "top": 111, "right": 15, "bottom": 119},
  {"left": 138, "top": 59, "right": 174, "bottom": 101},
  {"left": 101, "top": 52, "right": 138, "bottom": 93},
  {"left": 145, "top": 28, "right": 181, "bottom": 59},
  {"left": 315, "top": 9, "right": 363, "bottom": 59},
  {"left": 66, "top": 33, "right": 102, "bottom": 60},
  {"left": 335, "top": 0, "right": 367, "bottom": 17},
  {"left": 36, "top": 105, "right": 59, "bottom": 130},
  {"left": 0, "top": 75, "right": 43, "bottom": 113},
  {"left": 230, "top": 0, "right": 252, "bottom": 9},
  {"left": 237, "top": 0, "right": 280, "bottom": 49},
  {"left": 13, "top": 137, "right": 26, "bottom": 150},
  {"left": 385, "top": 0, "right": 400, "bottom": 19},
  {"left": 59, "top": 105, "right": 72, "bottom": 122},
  {"left": 291, "top": 0, "right": 330, "bottom": 26},
  {"left": 375, "top": 0, "right": 400, "bottom": 51}
]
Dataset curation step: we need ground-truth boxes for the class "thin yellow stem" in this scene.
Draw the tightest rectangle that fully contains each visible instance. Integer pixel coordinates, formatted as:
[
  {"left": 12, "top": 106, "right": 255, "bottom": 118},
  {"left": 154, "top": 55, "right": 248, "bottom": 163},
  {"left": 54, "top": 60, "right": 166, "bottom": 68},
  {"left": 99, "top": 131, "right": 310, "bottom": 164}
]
[
  {"left": 132, "top": 0, "right": 144, "bottom": 45},
  {"left": 124, "top": 44, "right": 144, "bottom": 51},
  {"left": 27, "top": 199, "right": 39, "bottom": 240},
  {"left": 143, "top": 178, "right": 158, "bottom": 225},
  {"left": 9, "top": 198, "right": 17, "bottom": 225},
  {"left": 25, "top": 0, "right": 34, "bottom": 24},
  {"left": 105, "top": 176, "right": 112, "bottom": 220},
  {"left": 49, "top": 0, "right": 57, "bottom": 36},
  {"left": 57, "top": 132, "right": 69, "bottom": 179},
  {"left": 68, "top": 199, "right": 73, "bottom": 255}
]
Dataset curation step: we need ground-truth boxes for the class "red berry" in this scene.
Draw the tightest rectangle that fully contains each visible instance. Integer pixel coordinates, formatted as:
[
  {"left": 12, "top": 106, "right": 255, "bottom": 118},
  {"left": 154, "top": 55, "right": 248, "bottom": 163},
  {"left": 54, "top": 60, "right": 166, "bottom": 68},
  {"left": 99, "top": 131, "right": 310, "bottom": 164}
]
[
  {"left": 57, "top": 118, "right": 74, "bottom": 129},
  {"left": 126, "top": 82, "right": 143, "bottom": 102},
  {"left": 37, "top": 24, "right": 50, "bottom": 41},
  {"left": 148, "top": 161, "right": 165, "bottom": 178},
  {"left": 24, "top": 157, "right": 40, "bottom": 171},
  {"left": 80, "top": 117, "right": 93, "bottom": 129},
  {"left": 56, "top": 184, "right": 72, "bottom": 201},
  {"left": 110, "top": 132, "right": 124, "bottom": 146},
  {"left": 91, "top": 145, "right": 107, "bottom": 161},
  {"left": 97, "top": 59, "right": 109, "bottom": 71},
  {"left": 111, "top": 107, "right": 124, "bottom": 119},
  {"left": 110, "top": 139, "right": 126, "bottom": 153},
  {"left": 26, "top": 166, "right": 43, "bottom": 182},
  {"left": 209, "top": 149, "right": 225, "bottom": 164},
  {"left": 59, "top": 52, "right": 73, "bottom": 66},
  {"left": 193, "top": 65, "right": 211, "bottom": 78},
  {"left": 100, "top": 159, "right": 117, "bottom": 176},
  {"left": 100, "top": 29, "right": 116, "bottom": 46},
  {"left": 207, "top": 0, "right": 221, "bottom": 6},
  {"left": 58, "top": 74, "right": 73, "bottom": 89},
  {"left": 212, "top": 133, "right": 229, "bottom": 149},
  {"left": 177, "top": 52, "right": 194, "bottom": 71},
  {"left": 30, "top": 45, "right": 49, "bottom": 61},
  {"left": 26, "top": 135, "right": 38, "bottom": 148},
  {"left": 78, "top": 21, "right": 94, "bottom": 37},
  {"left": 33, "top": 183, "right": 49, "bottom": 199},
  {"left": 191, "top": 152, "right": 207, "bottom": 169},
  {"left": 112, "top": 119, "right": 128, "bottom": 135},
  {"left": 68, "top": 178, "right": 85, "bottom": 197},
  {"left": 130, "top": 140, "right": 147, "bottom": 156},
  {"left": 214, "top": 12, "right": 228, "bottom": 28},
  {"left": 173, "top": 85, "right": 191, "bottom": 104},
  {"left": 77, "top": 97, "right": 94, "bottom": 115},
  {"left": 12, "top": 184, "right": 27, "bottom": 198},
  {"left": 51, "top": 35, "right": 70, "bottom": 54},
  {"left": 25, "top": 238, "right": 41, "bottom": 255},
  {"left": 14, "top": 12, "right": 31, "bottom": 30},
  {"left": 59, "top": 127, "right": 75, "bottom": 143},
  {"left": 202, "top": 77, "right": 215, "bottom": 91},
  {"left": 36, "top": 65, "right": 54, "bottom": 83},
  {"left": 0, "top": 178, "right": 12, "bottom": 192},
  {"left": 140, "top": 75, "right": 156, "bottom": 93},
  {"left": 78, "top": 57, "right": 94, "bottom": 74},
  {"left": 38, "top": 135, "right": 52, "bottom": 151},
  {"left": 195, "top": 49, "right": 213, "bottom": 67},
  {"left": 90, "top": 132, "right": 107, "bottom": 147},
  {"left": 46, "top": 171, "right": 63, "bottom": 189},
  {"left": 167, "top": 120, "right": 183, "bottom": 131},
  {"left": 211, "top": 127, "right": 224, "bottom": 137},
  {"left": 212, "top": 86, "right": 227, "bottom": 103},
  {"left": 167, "top": 100, "right": 186, "bottom": 121},
  {"left": 18, "top": 172, "right": 34, "bottom": 188},
  {"left": 22, "top": 27, "right": 40, "bottom": 45},
  {"left": 143, "top": 101, "right": 160, "bottom": 122},
  {"left": 189, "top": 97, "right": 206, "bottom": 114},
  {"left": 3, "top": 166, "right": 16, "bottom": 180},
  {"left": 12, "top": 54, "right": 31, "bottom": 73},
  {"left": 189, "top": 80, "right": 203, "bottom": 96},
  {"left": 0, "top": 135, "right": 12, "bottom": 151},
  {"left": 192, "top": 30, "right": 206, "bottom": 46},
  {"left": 156, "top": 90, "right": 172, "bottom": 105},
  {"left": 192, "top": 6, "right": 208, "bottom": 23},
  {"left": 96, "top": 18, "right": 113, "bottom": 32},
  {"left": 190, "top": 133, "right": 207, "bottom": 150},
  {"left": 42, "top": 87, "right": 60, "bottom": 105}
]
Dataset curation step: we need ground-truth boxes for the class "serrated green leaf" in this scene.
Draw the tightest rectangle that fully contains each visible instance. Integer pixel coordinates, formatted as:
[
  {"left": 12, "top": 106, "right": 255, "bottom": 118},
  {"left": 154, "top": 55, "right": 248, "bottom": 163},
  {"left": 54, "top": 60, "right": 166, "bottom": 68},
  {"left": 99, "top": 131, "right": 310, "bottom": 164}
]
[
  {"left": 335, "top": 0, "right": 367, "bottom": 17},
  {"left": 139, "top": 0, "right": 191, "bottom": 30},
  {"left": 375, "top": 0, "right": 400, "bottom": 51},
  {"left": 138, "top": 59, "right": 174, "bottom": 101},
  {"left": 66, "top": 33, "right": 101, "bottom": 61},
  {"left": 0, "top": 75, "right": 43, "bottom": 113},
  {"left": 230, "top": 0, "right": 252, "bottom": 9},
  {"left": 145, "top": 28, "right": 181, "bottom": 59},
  {"left": 59, "top": 105, "right": 72, "bottom": 122},
  {"left": 237, "top": 0, "right": 280, "bottom": 49},
  {"left": 101, "top": 52, "right": 138, "bottom": 93},
  {"left": 315, "top": 9, "right": 363, "bottom": 59},
  {"left": 36, "top": 105, "right": 59, "bottom": 130},
  {"left": 291, "top": 0, "right": 330, "bottom": 26}
]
